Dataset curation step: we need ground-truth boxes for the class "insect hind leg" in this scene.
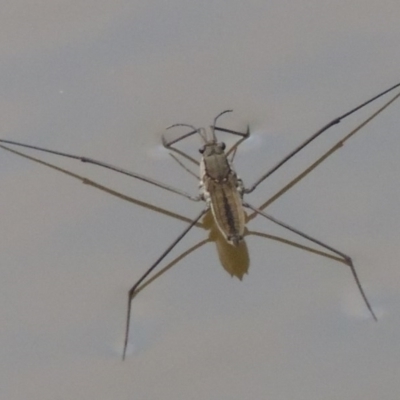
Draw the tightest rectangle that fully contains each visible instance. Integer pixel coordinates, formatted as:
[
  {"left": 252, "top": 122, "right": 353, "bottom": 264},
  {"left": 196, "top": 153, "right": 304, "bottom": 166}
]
[{"left": 243, "top": 202, "right": 377, "bottom": 321}]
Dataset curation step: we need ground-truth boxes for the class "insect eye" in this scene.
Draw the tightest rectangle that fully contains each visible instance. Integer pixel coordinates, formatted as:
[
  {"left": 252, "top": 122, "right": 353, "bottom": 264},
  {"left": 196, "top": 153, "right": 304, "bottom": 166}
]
[
  {"left": 199, "top": 147, "right": 205, "bottom": 154},
  {"left": 220, "top": 142, "right": 226, "bottom": 150}
]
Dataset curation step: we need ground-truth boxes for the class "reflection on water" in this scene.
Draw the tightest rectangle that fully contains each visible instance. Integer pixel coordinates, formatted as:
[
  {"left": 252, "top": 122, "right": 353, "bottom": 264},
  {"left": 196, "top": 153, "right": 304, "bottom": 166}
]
[{"left": 203, "top": 210, "right": 250, "bottom": 280}]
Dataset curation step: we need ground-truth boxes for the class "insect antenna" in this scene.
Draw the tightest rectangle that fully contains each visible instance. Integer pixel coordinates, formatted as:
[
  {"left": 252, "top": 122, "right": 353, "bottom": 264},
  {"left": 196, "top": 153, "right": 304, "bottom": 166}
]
[{"left": 211, "top": 109, "right": 233, "bottom": 141}]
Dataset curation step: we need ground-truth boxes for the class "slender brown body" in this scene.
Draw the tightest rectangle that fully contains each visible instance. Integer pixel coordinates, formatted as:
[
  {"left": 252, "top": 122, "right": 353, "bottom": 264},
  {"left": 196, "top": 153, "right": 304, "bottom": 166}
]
[{"left": 199, "top": 140, "right": 245, "bottom": 246}]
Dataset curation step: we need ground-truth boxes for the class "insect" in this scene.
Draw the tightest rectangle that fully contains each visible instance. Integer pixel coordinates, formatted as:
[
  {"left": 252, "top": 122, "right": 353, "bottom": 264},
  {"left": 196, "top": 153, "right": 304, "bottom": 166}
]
[{"left": 1, "top": 82, "right": 400, "bottom": 359}]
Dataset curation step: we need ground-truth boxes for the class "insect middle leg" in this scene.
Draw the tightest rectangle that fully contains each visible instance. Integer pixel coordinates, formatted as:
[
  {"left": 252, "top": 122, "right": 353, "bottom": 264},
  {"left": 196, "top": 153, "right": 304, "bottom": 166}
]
[
  {"left": 245, "top": 82, "right": 400, "bottom": 194},
  {"left": 247, "top": 88, "right": 400, "bottom": 223}
]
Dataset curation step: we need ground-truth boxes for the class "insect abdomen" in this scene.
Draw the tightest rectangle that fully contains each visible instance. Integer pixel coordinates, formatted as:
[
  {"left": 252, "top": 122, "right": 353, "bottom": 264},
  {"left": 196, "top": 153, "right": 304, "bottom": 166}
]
[{"left": 204, "top": 173, "right": 245, "bottom": 246}]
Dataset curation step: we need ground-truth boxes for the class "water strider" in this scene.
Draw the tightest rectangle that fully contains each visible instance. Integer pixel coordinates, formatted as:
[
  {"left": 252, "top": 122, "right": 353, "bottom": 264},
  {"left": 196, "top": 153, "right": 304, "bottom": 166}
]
[{"left": 1, "top": 82, "right": 400, "bottom": 359}]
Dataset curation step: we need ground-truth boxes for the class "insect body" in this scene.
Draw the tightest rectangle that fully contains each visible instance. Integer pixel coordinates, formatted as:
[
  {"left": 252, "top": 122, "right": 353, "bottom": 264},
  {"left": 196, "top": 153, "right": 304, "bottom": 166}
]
[
  {"left": 1, "top": 82, "right": 400, "bottom": 359},
  {"left": 199, "top": 128, "right": 246, "bottom": 246}
]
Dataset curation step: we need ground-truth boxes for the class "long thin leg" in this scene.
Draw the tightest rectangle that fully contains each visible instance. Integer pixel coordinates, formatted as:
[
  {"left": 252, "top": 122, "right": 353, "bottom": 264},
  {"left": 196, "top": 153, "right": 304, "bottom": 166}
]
[
  {"left": 212, "top": 108, "right": 249, "bottom": 139},
  {"left": 0, "top": 144, "right": 204, "bottom": 229},
  {"left": 163, "top": 126, "right": 250, "bottom": 167},
  {"left": 245, "top": 82, "right": 400, "bottom": 193},
  {"left": 214, "top": 119, "right": 250, "bottom": 160},
  {"left": 133, "top": 238, "right": 210, "bottom": 298},
  {"left": 163, "top": 110, "right": 248, "bottom": 144},
  {"left": 0, "top": 139, "right": 200, "bottom": 201},
  {"left": 169, "top": 153, "right": 199, "bottom": 180},
  {"left": 247, "top": 230, "right": 344, "bottom": 264},
  {"left": 214, "top": 125, "right": 250, "bottom": 138},
  {"left": 163, "top": 125, "right": 250, "bottom": 164},
  {"left": 162, "top": 127, "right": 198, "bottom": 148},
  {"left": 162, "top": 125, "right": 250, "bottom": 165},
  {"left": 247, "top": 89, "right": 400, "bottom": 222},
  {"left": 243, "top": 202, "right": 377, "bottom": 321},
  {"left": 226, "top": 132, "right": 251, "bottom": 161},
  {"left": 167, "top": 148, "right": 199, "bottom": 167},
  {"left": 122, "top": 207, "right": 208, "bottom": 360}
]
